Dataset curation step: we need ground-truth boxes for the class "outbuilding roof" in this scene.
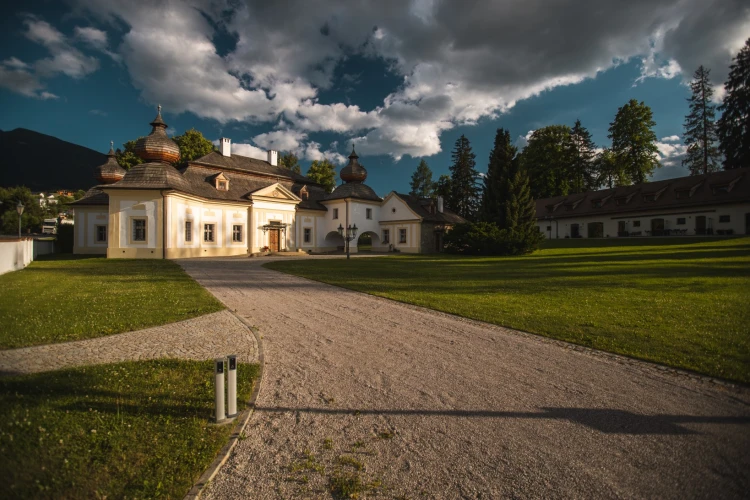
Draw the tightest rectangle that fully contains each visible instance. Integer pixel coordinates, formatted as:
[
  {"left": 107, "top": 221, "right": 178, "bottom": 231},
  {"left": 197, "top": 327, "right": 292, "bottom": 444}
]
[
  {"left": 393, "top": 193, "right": 466, "bottom": 223},
  {"left": 535, "top": 167, "right": 750, "bottom": 220}
]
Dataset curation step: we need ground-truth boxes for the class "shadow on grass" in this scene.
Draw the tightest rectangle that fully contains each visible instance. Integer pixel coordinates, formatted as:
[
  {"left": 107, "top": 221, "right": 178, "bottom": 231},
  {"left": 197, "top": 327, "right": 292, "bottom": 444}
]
[{"left": 254, "top": 406, "right": 750, "bottom": 435}]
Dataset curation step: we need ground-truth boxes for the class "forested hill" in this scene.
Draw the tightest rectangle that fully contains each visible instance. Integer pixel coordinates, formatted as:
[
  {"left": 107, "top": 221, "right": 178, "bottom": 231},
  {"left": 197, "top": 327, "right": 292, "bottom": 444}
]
[{"left": 0, "top": 128, "right": 106, "bottom": 191}]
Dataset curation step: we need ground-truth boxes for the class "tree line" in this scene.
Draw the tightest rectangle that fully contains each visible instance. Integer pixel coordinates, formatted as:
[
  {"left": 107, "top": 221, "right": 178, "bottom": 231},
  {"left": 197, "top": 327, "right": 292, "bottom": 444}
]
[{"left": 410, "top": 37, "right": 750, "bottom": 218}]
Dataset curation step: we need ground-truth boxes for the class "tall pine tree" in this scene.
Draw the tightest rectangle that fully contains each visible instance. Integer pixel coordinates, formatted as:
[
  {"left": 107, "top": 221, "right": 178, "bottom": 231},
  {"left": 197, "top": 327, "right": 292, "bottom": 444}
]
[
  {"left": 479, "top": 128, "right": 517, "bottom": 226},
  {"left": 567, "top": 119, "right": 597, "bottom": 192},
  {"left": 718, "top": 38, "right": 750, "bottom": 170},
  {"left": 449, "top": 135, "right": 480, "bottom": 220},
  {"left": 683, "top": 66, "right": 720, "bottom": 175},
  {"left": 409, "top": 159, "right": 435, "bottom": 197},
  {"left": 608, "top": 99, "right": 660, "bottom": 184}
]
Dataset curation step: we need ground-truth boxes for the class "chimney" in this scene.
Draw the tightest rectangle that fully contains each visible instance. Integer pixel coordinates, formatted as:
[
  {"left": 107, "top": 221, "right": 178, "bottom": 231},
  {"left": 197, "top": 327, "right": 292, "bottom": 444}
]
[
  {"left": 437, "top": 195, "right": 444, "bottom": 213},
  {"left": 220, "top": 137, "right": 231, "bottom": 157},
  {"left": 267, "top": 149, "right": 278, "bottom": 166}
]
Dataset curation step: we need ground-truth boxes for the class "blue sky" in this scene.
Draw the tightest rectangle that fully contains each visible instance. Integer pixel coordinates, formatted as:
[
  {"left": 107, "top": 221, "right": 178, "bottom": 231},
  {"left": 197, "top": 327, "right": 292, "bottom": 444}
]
[{"left": 1, "top": 0, "right": 747, "bottom": 195}]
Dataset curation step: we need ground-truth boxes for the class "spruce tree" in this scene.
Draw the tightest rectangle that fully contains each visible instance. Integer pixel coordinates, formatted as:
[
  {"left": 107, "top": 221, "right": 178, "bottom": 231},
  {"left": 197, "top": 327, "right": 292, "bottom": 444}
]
[
  {"left": 718, "top": 38, "right": 750, "bottom": 170},
  {"left": 608, "top": 99, "right": 660, "bottom": 184},
  {"left": 568, "top": 119, "right": 597, "bottom": 192},
  {"left": 409, "top": 159, "right": 435, "bottom": 197},
  {"left": 683, "top": 66, "right": 720, "bottom": 175},
  {"left": 479, "top": 128, "right": 517, "bottom": 226},
  {"left": 449, "top": 135, "right": 480, "bottom": 220},
  {"left": 502, "top": 168, "right": 543, "bottom": 254},
  {"left": 435, "top": 175, "right": 453, "bottom": 207}
]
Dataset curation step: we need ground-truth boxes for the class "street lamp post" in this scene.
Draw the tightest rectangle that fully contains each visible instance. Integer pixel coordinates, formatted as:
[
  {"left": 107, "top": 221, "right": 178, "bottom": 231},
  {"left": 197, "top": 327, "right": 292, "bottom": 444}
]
[
  {"left": 16, "top": 201, "right": 24, "bottom": 238},
  {"left": 337, "top": 223, "right": 358, "bottom": 259}
]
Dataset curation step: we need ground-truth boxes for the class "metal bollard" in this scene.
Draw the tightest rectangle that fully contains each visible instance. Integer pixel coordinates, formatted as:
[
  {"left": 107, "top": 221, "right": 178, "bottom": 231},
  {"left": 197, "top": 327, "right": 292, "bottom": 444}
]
[
  {"left": 215, "top": 358, "right": 225, "bottom": 422},
  {"left": 227, "top": 354, "right": 237, "bottom": 418}
]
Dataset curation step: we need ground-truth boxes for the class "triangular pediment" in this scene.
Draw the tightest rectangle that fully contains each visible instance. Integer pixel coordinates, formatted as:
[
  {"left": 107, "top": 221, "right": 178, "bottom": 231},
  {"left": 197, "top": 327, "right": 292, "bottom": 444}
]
[{"left": 248, "top": 183, "right": 300, "bottom": 202}]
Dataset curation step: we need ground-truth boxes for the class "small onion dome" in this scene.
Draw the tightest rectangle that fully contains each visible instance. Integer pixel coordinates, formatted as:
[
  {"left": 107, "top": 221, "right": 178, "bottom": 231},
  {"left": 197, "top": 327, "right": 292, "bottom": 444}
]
[
  {"left": 339, "top": 145, "right": 367, "bottom": 183},
  {"left": 134, "top": 105, "right": 181, "bottom": 164},
  {"left": 96, "top": 141, "right": 126, "bottom": 184}
]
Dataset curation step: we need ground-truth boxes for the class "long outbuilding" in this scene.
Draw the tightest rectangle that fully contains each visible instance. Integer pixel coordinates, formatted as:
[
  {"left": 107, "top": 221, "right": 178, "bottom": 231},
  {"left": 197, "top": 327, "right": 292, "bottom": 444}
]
[{"left": 535, "top": 167, "right": 750, "bottom": 238}]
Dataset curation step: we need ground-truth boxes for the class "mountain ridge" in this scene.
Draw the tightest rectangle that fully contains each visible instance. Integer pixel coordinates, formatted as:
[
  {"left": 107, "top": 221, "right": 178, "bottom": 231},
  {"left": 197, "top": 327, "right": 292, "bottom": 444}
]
[{"left": 0, "top": 128, "right": 106, "bottom": 191}]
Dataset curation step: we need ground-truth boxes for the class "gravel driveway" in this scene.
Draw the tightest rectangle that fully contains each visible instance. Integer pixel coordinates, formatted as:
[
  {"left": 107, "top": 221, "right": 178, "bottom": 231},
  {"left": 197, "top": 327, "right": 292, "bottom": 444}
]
[{"left": 180, "top": 256, "right": 750, "bottom": 499}]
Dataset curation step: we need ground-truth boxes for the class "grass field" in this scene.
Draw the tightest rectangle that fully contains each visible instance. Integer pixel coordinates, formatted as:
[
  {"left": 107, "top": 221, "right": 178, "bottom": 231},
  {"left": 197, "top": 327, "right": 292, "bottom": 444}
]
[
  {"left": 0, "top": 256, "right": 224, "bottom": 349},
  {"left": 266, "top": 237, "right": 750, "bottom": 383},
  {"left": 0, "top": 359, "right": 259, "bottom": 499}
]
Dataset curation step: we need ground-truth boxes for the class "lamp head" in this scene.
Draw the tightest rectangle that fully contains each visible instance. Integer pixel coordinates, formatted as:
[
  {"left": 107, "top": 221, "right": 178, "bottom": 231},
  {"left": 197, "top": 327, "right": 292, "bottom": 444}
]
[{"left": 16, "top": 201, "right": 24, "bottom": 216}]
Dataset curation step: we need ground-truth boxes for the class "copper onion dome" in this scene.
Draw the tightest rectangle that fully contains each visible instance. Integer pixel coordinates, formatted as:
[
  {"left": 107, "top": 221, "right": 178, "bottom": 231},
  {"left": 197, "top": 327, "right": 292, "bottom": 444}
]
[
  {"left": 95, "top": 141, "right": 126, "bottom": 184},
  {"left": 134, "top": 105, "right": 181, "bottom": 164},
  {"left": 339, "top": 146, "right": 367, "bottom": 183}
]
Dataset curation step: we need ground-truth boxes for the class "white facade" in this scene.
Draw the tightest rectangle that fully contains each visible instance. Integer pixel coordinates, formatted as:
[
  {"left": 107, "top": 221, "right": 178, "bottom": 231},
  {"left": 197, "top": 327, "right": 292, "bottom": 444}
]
[{"left": 538, "top": 203, "right": 750, "bottom": 238}]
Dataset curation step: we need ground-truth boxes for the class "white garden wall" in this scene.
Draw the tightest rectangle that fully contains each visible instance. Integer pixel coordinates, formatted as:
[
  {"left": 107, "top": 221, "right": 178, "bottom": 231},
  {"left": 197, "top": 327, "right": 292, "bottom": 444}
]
[{"left": 0, "top": 238, "right": 34, "bottom": 275}]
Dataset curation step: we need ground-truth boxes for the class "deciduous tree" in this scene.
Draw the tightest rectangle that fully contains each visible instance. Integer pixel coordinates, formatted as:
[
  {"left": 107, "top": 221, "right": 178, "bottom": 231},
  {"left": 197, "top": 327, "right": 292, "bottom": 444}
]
[
  {"left": 595, "top": 148, "right": 627, "bottom": 188},
  {"left": 173, "top": 128, "right": 216, "bottom": 166},
  {"left": 115, "top": 139, "right": 143, "bottom": 170},
  {"left": 608, "top": 99, "right": 660, "bottom": 184},
  {"left": 518, "top": 125, "right": 572, "bottom": 199},
  {"left": 718, "top": 38, "right": 750, "bottom": 170},
  {"left": 279, "top": 152, "right": 302, "bottom": 174},
  {"left": 306, "top": 159, "right": 337, "bottom": 193}
]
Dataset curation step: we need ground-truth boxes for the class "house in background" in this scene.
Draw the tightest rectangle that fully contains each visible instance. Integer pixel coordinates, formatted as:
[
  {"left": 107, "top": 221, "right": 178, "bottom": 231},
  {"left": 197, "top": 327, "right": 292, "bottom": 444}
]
[
  {"left": 72, "top": 108, "right": 464, "bottom": 257},
  {"left": 536, "top": 167, "right": 750, "bottom": 238}
]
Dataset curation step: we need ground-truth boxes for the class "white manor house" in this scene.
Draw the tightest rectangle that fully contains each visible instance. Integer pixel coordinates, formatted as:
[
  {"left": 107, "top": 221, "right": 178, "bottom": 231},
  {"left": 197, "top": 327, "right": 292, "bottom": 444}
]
[{"left": 72, "top": 108, "right": 464, "bottom": 258}]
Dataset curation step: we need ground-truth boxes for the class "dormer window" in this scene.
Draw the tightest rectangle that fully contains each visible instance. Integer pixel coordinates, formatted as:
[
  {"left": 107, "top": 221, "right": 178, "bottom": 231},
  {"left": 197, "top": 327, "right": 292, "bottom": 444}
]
[
  {"left": 643, "top": 194, "right": 656, "bottom": 202},
  {"left": 300, "top": 186, "right": 309, "bottom": 200},
  {"left": 712, "top": 185, "right": 729, "bottom": 195},
  {"left": 676, "top": 190, "right": 689, "bottom": 199},
  {"left": 591, "top": 200, "right": 602, "bottom": 208},
  {"left": 214, "top": 173, "right": 229, "bottom": 191}
]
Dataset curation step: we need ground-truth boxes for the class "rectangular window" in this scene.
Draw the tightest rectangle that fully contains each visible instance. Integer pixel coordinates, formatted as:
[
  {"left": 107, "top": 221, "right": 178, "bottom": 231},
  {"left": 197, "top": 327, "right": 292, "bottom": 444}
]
[
  {"left": 382, "top": 229, "right": 390, "bottom": 243},
  {"left": 676, "top": 218, "right": 686, "bottom": 225},
  {"left": 719, "top": 215, "right": 730, "bottom": 223},
  {"left": 676, "top": 190, "right": 689, "bottom": 199},
  {"left": 185, "top": 221, "right": 192, "bottom": 242},
  {"left": 366, "top": 208, "right": 372, "bottom": 219},
  {"left": 333, "top": 208, "right": 339, "bottom": 219},
  {"left": 132, "top": 219, "right": 146, "bottom": 242},
  {"left": 232, "top": 225, "right": 243, "bottom": 242},
  {"left": 218, "top": 180, "right": 228, "bottom": 190},
  {"left": 546, "top": 226, "right": 551, "bottom": 231},
  {"left": 643, "top": 194, "right": 656, "bottom": 202},
  {"left": 633, "top": 221, "right": 641, "bottom": 227},
  {"left": 204, "top": 223, "right": 215, "bottom": 242},
  {"left": 399, "top": 228, "right": 407, "bottom": 244},
  {"left": 95, "top": 225, "right": 107, "bottom": 242},
  {"left": 303, "top": 228, "right": 311, "bottom": 243}
]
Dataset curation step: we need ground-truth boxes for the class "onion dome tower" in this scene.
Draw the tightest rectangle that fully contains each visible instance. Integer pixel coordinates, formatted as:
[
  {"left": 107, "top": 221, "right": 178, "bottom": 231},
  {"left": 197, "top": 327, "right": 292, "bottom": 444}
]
[
  {"left": 325, "top": 145, "right": 381, "bottom": 202},
  {"left": 95, "top": 141, "right": 126, "bottom": 184},
  {"left": 339, "top": 146, "right": 367, "bottom": 183},
  {"left": 108, "top": 106, "right": 190, "bottom": 192},
  {"left": 134, "top": 105, "right": 181, "bottom": 164}
]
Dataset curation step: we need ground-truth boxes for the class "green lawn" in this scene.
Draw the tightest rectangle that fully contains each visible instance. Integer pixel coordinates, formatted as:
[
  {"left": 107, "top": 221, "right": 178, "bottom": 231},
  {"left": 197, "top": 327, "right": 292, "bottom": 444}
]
[
  {"left": 0, "top": 256, "right": 224, "bottom": 349},
  {"left": 266, "top": 237, "right": 750, "bottom": 383},
  {"left": 0, "top": 359, "right": 259, "bottom": 499}
]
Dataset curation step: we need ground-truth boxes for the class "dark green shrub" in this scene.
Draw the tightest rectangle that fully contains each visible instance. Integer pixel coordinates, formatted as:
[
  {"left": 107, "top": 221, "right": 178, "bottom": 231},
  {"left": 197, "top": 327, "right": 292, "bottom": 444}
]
[{"left": 445, "top": 222, "right": 543, "bottom": 256}]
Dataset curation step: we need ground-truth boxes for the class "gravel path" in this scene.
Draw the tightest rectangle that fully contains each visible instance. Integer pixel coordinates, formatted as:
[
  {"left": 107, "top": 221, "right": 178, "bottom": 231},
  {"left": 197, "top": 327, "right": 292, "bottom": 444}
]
[
  {"left": 181, "top": 256, "right": 750, "bottom": 499},
  {"left": 0, "top": 310, "right": 258, "bottom": 376}
]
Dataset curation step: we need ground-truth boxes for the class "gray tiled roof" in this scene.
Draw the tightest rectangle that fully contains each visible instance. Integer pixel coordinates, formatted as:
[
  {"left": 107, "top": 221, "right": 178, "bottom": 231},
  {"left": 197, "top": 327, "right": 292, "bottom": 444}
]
[
  {"left": 104, "top": 162, "right": 192, "bottom": 191},
  {"left": 192, "top": 151, "right": 316, "bottom": 184},
  {"left": 535, "top": 167, "right": 750, "bottom": 220},
  {"left": 291, "top": 184, "right": 329, "bottom": 211},
  {"left": 71, "top": 186, "right": 109, "bottom": 206},
  {"left": 326, "top": 182, "right": 382, "bottom": 202},
  {"left": 394, "top": 193, "right": 466, "bottom": 223}
]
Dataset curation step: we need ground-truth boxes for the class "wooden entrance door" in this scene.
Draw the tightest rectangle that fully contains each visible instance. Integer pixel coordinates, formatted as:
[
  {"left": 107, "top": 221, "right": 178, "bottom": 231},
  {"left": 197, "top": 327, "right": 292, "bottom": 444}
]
[
  {"left": 269, "top": 229, "right": 280, "bottom": 252},
  {"left": 695, "top": 216, "right": 706, "bottom": 235}
]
